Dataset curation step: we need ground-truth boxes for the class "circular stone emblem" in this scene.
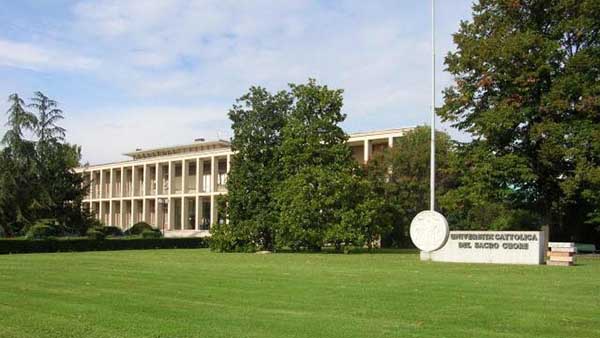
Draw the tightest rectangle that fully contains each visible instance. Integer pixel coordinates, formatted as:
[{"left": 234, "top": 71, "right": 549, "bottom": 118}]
[{"left": 410, "top": 210, "right": 449, "bottom": 252}]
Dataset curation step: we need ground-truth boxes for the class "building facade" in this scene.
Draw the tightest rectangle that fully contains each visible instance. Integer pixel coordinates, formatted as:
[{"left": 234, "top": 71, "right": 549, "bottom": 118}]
[{"left": 76, "top": 127, "right": 413, "bottom": 237}]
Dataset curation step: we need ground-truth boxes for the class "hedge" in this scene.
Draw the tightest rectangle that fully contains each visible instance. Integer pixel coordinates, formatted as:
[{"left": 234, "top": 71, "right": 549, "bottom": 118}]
[{"left": 0, "top": 237, "right": 209, "bottom": 255}]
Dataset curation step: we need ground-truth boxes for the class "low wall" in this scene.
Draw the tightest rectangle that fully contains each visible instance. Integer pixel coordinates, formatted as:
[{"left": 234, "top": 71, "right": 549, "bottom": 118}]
[{"left": 421, "top": 231, "right": 545, "bottom": 265}]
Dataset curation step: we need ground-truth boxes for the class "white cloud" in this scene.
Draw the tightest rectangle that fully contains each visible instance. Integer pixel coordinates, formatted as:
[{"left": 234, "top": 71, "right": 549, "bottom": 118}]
[
  {"left": 63, "top": 105, "right": 230, "bottom": 164},
  {"left": 70, "top": 1, "right": 438, "bottom": 115},
  {"left": 0, "top": 0, "right": 475, "bottom": 162},
  {"left": 0, "top": 39, "right": 100, "bottom": 71}
]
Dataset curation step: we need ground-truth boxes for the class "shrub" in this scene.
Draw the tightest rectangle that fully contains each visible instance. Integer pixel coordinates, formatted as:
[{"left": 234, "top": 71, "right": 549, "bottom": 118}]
[
  {"left": 26, "top": 219, "right": 62, "bottom": 239},
  {"left": 124, "top": 222, "right": 153, "bottom": 236},
  {"left": 141, "top": 229, "right": 162, "bottom": 239},
  {"left": 101, "top": 226, "right": 124, "bottom": 237},
  {"left": 86, "top": 228, "right": 106, "bottom": 240}
]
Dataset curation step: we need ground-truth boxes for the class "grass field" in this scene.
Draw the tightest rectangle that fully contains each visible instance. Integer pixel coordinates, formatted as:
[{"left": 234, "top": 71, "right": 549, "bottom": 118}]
[{"left": 0, "top": 249, "right": 598, "bottom": 338}]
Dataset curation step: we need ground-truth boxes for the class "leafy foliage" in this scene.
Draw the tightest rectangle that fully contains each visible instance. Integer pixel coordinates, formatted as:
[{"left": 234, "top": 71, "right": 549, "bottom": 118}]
[
  {"left": 97, "top": 226, "right": 124, "bottom": 237},
  {"left": 217, "top": 80, "right": 389, "bottom": 252},
  {"left": 86, "top": 228, "right": 106, "bottom": 240},
  {"left": 275, "top": 80, "right": 374, "bottom": 252},
  {"left": 141, "top": 229, "right": 162, "bottom": 239},
  {"left": 0, "top": 92, "right": 91, "bottom": 237},
  {"left": 212, "top": 87, "right": 291, "bottom": 251},
  {"left": 439, "top": 0, "right": 600, "bottom": 243},
  {"left": 25, "top": 219, "right": 63, "bottom": 240},
  {"left": 124, "top": 222, "right": 154, "bottom": 236}
]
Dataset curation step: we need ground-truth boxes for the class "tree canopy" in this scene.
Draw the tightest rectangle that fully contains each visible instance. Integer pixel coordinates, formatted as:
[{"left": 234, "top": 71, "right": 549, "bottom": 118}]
[
  {"left": 438, "top": 0, "right": 600, "bottom": 243},
  {"left": 212, "top": 80, "right": 388, "bottom": 252},
  {"left": 0, "top": 92, "right": 91, "bottom": 237}
]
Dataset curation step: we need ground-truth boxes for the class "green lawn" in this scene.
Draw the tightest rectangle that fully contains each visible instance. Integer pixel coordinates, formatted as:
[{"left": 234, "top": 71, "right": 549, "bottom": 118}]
[{"left": 0, "top": 249, "right": 598, "bottom": 338}]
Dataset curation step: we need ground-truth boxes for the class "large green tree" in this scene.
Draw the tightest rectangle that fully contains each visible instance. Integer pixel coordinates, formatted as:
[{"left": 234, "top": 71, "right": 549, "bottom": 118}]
[
  {"left": 0, "top": 92, "right": 90, "bottom": 237},
  {"left": 276, "top": 80, "right": 366, "bottom": 251},
  {"left": 211, "top": 87, "right": 291, "bottom": 251},
  {"left": 217, "top": 80, "right": 387, "bottom": 252},
  {"left": 28, "top": 92, "right": 88, "bottom": 234},
  {"left": 0, "top": 94, "right": 39, "bottom": 235},
  {"left": 438, "top": 0, "right": 600, "bottom": 243}
]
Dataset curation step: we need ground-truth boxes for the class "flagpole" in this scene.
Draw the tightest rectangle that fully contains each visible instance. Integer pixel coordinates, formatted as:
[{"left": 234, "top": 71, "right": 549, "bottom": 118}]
[{"left": 430, "top": 0, "right": 436, "bottom": 211}]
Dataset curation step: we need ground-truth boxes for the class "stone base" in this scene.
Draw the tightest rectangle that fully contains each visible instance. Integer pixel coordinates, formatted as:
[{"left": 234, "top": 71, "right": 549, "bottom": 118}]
[
  {"left": 421, "top": 230, "right": 545, "bottom": 265},
  {"left": 546, "top": 260, "right": 574, "bottom": 266}
]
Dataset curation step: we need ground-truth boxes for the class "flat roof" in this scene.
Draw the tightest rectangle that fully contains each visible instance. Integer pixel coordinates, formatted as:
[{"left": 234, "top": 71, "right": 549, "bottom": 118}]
[
  {"left": 123, "top": 140, "right": 231, "bottom": 160},
  {"left": 77, "top": 126, "right": 416, "bottom": 171}
]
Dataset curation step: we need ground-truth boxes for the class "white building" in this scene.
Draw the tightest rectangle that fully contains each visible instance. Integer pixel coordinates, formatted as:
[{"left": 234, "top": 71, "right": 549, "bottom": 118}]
[{"left": 76, "top": 127, "right": 413, "bottom": 237}]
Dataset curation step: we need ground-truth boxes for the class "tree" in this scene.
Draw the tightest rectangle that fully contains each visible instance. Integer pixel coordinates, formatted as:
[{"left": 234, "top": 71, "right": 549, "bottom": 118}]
[
  {"left": 365, "top": 126, "right": 456, "bottom": 247},
  {"left": 217, "top": 80, "right": 391, "bottom": 252},
  {"left": 0, "top": 94, "right": 39, "bottom": 235},
  {"left": 29, "top": 91, "right": 66, "bottom": 144},
  {"left": 28, "top": 92, "right": 88, "bottom": 234},
  {"left": 0, "top": 92, "right": 90, "bottom": 236},
  {"left": 2, "top": 94, "right": 36, "bottom": 147},
  {"left": 210, "top": 87, "right": 291, "bottom": 251},
  {"left": 276, "top": 80, "right": 363, "bottom": 251},
  {"left": 438, "top": 0, "right": 600, "bottom": 243}
]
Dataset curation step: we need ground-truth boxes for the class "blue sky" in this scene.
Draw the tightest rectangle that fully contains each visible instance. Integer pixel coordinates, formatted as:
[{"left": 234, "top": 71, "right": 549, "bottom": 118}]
[{"left": 0, "top": 0, "right": 475, "bottom": 164}]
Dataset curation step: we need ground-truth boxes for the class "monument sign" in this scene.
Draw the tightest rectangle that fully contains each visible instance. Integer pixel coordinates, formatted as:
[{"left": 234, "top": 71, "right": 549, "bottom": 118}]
[{"left": 419, "top": 230, "right": 546, "bottom": 265}]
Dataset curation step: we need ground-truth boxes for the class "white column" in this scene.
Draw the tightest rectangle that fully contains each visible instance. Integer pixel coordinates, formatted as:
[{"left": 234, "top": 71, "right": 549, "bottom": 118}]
[
  {"left": 109, "top": 201, "right": 113, "bottom": 226},
  {"left": 226, "top": 153, "right": 231, "bottom": 172},
  {"left": 182, "top": 160, "right": 188, "bottom": 194},
  {"left": 168, "top": 161, "right": 173, "bottom": 195},
  {"left": 120, "top": 201, "right": 124, "bottom": 229},
  {"left": 120, "top": 167, "right": 124, "bottom": 198},
  {"left": 131, "top": 200, "right": 136, "bottom": 225},
  {"left": 99, "top": 170, "right": 104, "bottom": 199},
  {"left": 119, "top": 201, "right": 124, "bottom": 228},
  {"left": 143, "top": 164, "right": 148, "bottom": 196},
  {"left": 363, "top": 139, "right": 371, "bottom": 163},
  {"left": 181, "top": 197, "right": 186, "bottom": 230},
  {"left": 109, "top": 169, "right": 114, "bottom": 198},
  {"left": 154, "top": 197, "right": 162, "bottom": 230},
  {"left": 142, "top": 200, "right": 147, "bottom": 224},
  {"left": 167, "top": 197, "right": 173, "bottom": 230},
  {"left": 99, "top": 201, "right": 104, "bottom": 224},
  {"left": 195, "top": 196, "right": 200, "bottom": 230},
  {"left": 210, "top": 194, "right": 216, "bottom": 228},
  {"left": 196, "top": 158, "right": 200, "bottom": 194},
  {"left": 154, "top": 162, "right": 160, "bottom": 194},
  {"left": 108, "top": 170, "right": 113, "bottom": 199},
  {"left": 210, "top": 156, "right": 216, "bottom": 193},
  {"left": 388, "top": 136, "right": 394, "bottom": 148},
  {"left": 132, "top": 166, "right": 137, "bottom": 197}
]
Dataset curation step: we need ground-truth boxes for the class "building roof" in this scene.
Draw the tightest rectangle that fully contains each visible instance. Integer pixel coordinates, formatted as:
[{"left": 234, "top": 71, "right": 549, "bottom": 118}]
[
  {"left": 76, "top": 126, "right": 417, "bottom": 171},
  {"left": 123, "top": 140, "right": 231, "bottom": 160}
]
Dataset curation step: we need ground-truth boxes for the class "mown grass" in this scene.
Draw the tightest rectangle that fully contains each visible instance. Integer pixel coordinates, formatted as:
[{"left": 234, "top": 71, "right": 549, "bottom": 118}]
[{"left": 0, "top": 249, "right": 598, "bottom": 338}]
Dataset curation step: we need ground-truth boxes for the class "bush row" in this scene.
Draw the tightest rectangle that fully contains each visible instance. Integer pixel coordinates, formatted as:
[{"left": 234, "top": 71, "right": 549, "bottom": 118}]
[{"left": 0, "top": 237, "right": 209, "bottom": 255}]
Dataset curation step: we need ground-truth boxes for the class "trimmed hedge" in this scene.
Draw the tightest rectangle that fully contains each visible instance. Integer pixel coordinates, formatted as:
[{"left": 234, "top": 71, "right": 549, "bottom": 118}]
[
  {"left": 86, "top": 228, "right": 106, "bottom": 240},
  {"left": 0, "top": 237, "right": 209, "bottom": 255},
  {"left": 141, "top": 229, "right": 162, "bottom": 239},
  {"left": 124, "top": 222, "right": 153, "bottom": 236}
]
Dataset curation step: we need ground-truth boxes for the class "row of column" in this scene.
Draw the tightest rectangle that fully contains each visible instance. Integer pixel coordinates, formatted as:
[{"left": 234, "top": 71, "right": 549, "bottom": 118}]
[
  {"left": 84, "top": 153, "right": 230, "bottom": 231},
  {"left": 91, "top": 195, "right": 216, "bottom": 231},
  {"left": 87, "top": 155, "right": 230, "bottom": 200}
]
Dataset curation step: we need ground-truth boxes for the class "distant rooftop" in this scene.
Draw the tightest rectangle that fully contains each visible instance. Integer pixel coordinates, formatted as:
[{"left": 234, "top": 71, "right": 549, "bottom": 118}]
[
  {"left": 124, "top": 139, "right": 231, "bottom": 160},
  {"left": 123, "top": 127, "right": 415, "bottom": 160}
]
